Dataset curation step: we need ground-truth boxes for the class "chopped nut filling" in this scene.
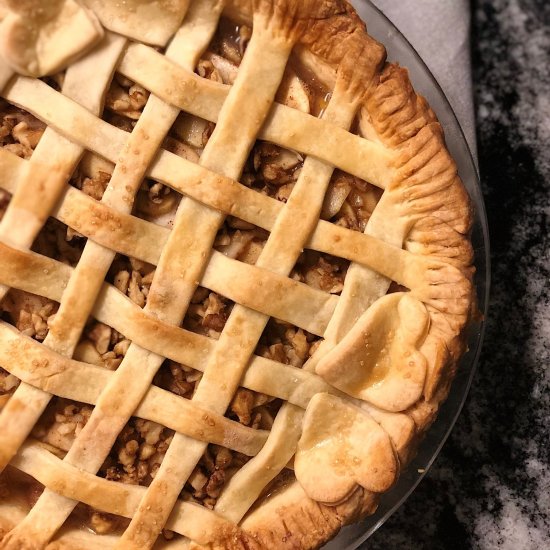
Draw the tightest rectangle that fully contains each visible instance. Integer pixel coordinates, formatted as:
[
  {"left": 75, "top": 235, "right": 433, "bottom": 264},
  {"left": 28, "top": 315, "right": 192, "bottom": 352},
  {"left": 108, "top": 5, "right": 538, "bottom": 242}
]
[
  {"left": 106, "top": 77, "right": 150, "bottom": 120},
  {"left": 73, "top": 169, "right": 111, "bottom": 202},
  {"left": 154, "top": 360, "right": 202, "bottom": 399},
  {"left": 32, "top": 218, "right": 86, "bottom": 267},
  {"left": 32, "top": 399, "right": 93, "bottom": 452},
  {"left": 107, "top": 255, "right": 156, "bottom": 309},
  {"left": 1, "top": 292, "right": 58, "bottom": 342},
  {"left": 88, "top": 509, "right": 124, "bottom": 535},
  {"left": 256, "top": 318, "right": 318, "bottom": 370},
  {"left": 180, "top": 445, "right": 249, "bottom": 509},
  {"left": 100, "top": 419, "right": 174, "bottom": 486},
  {"left": 0, "top": 101, "right": 46, "bottom": 159},
  {"left": 183, "top": 288, "right": 234, "bottom": 338},
  {"left": 0, "top": 367, "right": 19, "bottom": 396}
]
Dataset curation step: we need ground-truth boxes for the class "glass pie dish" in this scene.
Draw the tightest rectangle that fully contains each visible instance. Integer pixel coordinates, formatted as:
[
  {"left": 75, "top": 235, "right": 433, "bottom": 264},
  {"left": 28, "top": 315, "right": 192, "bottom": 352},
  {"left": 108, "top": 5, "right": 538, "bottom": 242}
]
[
  {"left": 0, "top": 1, "right": 488, "bottom": 547},
  {"left": 326, "top": 2, "right": 490, "bottom": 548}
]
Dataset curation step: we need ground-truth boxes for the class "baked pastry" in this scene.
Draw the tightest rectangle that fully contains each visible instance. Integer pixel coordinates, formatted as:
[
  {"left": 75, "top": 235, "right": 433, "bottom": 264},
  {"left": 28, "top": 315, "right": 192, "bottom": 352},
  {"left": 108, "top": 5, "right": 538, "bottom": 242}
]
[{"left": 0, "top": 0, "right": 475, "bottom": 548}]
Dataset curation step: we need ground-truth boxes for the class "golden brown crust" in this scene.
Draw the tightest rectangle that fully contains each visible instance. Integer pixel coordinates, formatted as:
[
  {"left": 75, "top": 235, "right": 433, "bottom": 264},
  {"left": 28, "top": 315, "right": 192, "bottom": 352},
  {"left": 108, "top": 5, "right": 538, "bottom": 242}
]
[
  {"left": 227, "top": 0, "right": 386, "bottom": 78},
  {"left": 238, "top": 482, "right": 378, "bottom": 550},
  {"left": 0, "top": 517, "right": 11, "bottom": 544}
]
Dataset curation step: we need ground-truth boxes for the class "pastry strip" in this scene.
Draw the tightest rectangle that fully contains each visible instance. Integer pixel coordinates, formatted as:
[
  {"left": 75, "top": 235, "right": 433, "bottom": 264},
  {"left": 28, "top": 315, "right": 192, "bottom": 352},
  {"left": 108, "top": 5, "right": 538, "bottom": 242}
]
[
  {"left": 0, "top": 322, "right": 268, "bottom": 457},
  {"left": 213, "top": 63, "right": 375, "bottom": 522},
  {"left": 118, "top": 7, "right": 304, "bottom": 547},
  {"left": 0, "top": 147, "right": 450, "bottom": 292},
  {"left": 0, "top": 33, "right": 126, "bottom": 471},
  {"left": 201, "top": 254, "right": 338, "bottom": 336},
  {"left": 10, "top": 442, "right": 246, "bottom": 545},
  {"left": 0, "top": 32, "right": 125, "bottom": 300},
  {"left": 1, "top": 3, "right": 226, "bottom": 546},
  {"left": 0, "top": 235, "right": 337, "bottom": 335},
  {"left": 3, "top": 53, "right": 394, "bottom": 191},
  {"left": 118, "top": 43, "right": 395, "bottom": 188}
]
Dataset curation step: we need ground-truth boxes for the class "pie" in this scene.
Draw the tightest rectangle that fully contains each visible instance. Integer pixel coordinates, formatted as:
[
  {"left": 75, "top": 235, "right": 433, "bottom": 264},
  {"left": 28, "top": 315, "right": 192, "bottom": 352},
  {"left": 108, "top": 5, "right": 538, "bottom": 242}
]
[{"left": 0, "top": 1, "right": 475, "bottom": 548}]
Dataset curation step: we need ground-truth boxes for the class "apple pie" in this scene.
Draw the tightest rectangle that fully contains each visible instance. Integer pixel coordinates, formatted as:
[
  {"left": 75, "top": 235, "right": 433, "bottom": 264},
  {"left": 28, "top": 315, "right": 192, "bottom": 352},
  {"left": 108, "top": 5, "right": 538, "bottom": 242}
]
[{"left": 0, "top": 1, "right": 474, "bottom": 548}]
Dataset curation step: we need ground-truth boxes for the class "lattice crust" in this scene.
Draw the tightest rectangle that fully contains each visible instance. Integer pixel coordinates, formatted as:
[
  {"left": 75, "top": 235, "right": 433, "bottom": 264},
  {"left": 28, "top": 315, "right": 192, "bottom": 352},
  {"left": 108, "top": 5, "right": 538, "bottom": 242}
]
[{"left": 0, "top": 0, "right": 474, "bottom": 548}]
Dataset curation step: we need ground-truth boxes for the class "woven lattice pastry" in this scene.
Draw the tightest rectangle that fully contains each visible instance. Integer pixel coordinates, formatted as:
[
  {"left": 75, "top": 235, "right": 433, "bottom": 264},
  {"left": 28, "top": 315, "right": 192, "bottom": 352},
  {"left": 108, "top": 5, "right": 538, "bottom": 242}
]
[{"left": 0, "top": 1, "right": 475, "bottom": 548}]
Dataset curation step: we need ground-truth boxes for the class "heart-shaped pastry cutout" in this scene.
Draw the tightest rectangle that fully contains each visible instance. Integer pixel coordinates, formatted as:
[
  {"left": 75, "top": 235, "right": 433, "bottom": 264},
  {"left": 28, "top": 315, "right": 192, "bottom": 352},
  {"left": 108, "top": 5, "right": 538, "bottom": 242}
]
[
  {"left": 0, "top": 0, "right": 103, "bottom": 77},
  {"left": 82, "top": 0, "right": 190, "bottom": 46},
  {"left": 295, "top": 393, "right": 398, "bottom": 504},
  {"left": 316, "top": 293, "right": 429, "bottom": 412}
]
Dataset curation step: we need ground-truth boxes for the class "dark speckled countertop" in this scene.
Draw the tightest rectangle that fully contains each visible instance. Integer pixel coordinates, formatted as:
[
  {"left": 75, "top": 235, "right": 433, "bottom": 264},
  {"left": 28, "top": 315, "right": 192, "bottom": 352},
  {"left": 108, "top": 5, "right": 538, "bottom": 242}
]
[{"left": 365, "top": 1, "right": 550, "bottom": 548}]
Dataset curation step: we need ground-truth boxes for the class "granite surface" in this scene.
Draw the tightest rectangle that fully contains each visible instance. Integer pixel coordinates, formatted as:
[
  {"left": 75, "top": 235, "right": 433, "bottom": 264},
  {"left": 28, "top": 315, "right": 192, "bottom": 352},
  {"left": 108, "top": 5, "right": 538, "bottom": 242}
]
[{"left": 365, "top": 1, "right": 550, "bottom": 548}]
